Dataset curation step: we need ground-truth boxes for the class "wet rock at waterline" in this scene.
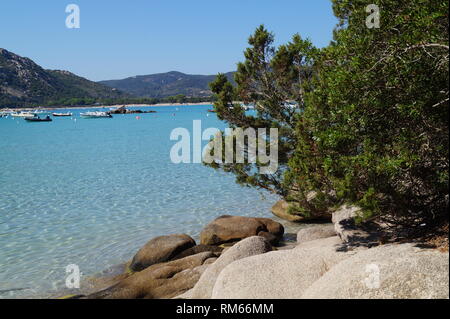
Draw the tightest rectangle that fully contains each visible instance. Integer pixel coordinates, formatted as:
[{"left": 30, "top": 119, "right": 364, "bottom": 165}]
[
  {"left": 88, "top": 252, "right": 217, "bottom": 299},
  {"left": 130, "top": 234, "right": 196, "bottom": 272}
]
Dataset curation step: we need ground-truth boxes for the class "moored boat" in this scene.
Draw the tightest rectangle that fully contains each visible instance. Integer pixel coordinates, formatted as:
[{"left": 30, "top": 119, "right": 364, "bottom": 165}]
[
  {"left": 80, "top": 111, "right": 113, "bottom": 118},
  {"left": 240, "top": 103, "right": 256, "bottom": 110},
  {"left": 0, "top": 109, "right": 11, "bottom": 117},
  {"left": 11, "top": 111, "right": 36, "bottom": 118},
  {"left": 32, "top": 109, "right": 52, "bottom": 116},
  {"left": 24, "top": 115, "right": 52, "bottom": 122},
  {"left": 52, "top": 112, "right": 73, "bottom": 117}
]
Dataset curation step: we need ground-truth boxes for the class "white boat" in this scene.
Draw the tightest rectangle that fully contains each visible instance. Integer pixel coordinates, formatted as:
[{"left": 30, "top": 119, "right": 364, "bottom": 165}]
[
  {"left": 0, "top": 109, "right": 14, "bottom": 116},
  {"left": 240, "top": 103, "right": 255, "bottom": 110},
  {"left": 80, "top": 111, "right": 112, "bottom": 118},
  {"left": 32, "top": 109, "right": 51, "bottom": 115},
  {"left": 283, "top": 101, "right": 299, "bottom": 109},
  {"left": 52, "top": 112, "right": 73, "bottom": 117},
  {"left": 0, "top": 111, "right": 10, "bottom": 118},
  {"left": 10, "top": 111, "right": 36, "bottom": 118}
]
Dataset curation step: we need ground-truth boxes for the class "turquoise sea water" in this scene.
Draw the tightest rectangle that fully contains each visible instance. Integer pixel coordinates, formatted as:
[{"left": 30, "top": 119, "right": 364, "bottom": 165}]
[{"left": 0, "top": 105, "right": 280, "bottom": 298}]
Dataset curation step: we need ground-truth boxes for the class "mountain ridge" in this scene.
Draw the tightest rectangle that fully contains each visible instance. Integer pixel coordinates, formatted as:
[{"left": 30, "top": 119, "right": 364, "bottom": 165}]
[
  {"left": 0, "top": 48, "right": 126, "bottom": 107},
  {"left": 0, "top": 48, "right": 233, "bottom": 107},
  {"left": 99, "top": 71, "right": 235, "bottom": 98}
]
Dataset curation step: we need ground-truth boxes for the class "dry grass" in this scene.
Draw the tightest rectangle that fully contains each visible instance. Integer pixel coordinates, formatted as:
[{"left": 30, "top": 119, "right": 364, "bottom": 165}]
[{"left": 425, "top": 223, "right": 449, "bottom": 252}]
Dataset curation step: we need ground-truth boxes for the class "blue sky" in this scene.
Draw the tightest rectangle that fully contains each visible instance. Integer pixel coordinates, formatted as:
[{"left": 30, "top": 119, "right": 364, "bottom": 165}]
[{"left": 0, "top": 1, "right": 338, "bottom": 81}]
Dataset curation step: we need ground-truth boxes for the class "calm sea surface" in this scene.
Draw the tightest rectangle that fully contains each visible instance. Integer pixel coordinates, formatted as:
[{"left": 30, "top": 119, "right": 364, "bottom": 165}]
[{"left": 0, "top": 105, "right": 283, "bottom": 298}]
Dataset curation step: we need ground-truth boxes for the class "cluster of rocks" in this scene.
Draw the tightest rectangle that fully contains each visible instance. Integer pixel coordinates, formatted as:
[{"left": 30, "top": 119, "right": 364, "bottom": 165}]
[
  {"left": 109, "top": 106, "right": 156, "bottom": 114},
  {"left": 79, "top": 215, "right": 284, "bottom": 299},
  {"left": 77, "top": 209, "right": 448, "bottom": 299}
]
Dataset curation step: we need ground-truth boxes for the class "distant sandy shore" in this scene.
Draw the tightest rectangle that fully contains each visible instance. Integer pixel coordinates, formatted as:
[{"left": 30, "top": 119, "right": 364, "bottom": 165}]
[{"left": 1, "top": 102, "right": 214, "bottom": 111}]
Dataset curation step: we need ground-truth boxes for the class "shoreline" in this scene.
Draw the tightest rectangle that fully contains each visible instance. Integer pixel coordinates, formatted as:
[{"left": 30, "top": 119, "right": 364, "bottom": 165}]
[
  {"left": 7, "top": 204, "right": 448, "bottom": 299},
  {"left": 55, "top": 208, "right": 449, "bottom": 299},
  {"left": 0, "top": 102, "right": 214, "bottom": 112}
]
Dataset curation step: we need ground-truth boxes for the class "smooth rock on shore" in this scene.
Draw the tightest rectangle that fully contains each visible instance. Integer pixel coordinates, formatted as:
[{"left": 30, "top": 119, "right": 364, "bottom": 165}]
[
  {"left": 297, "top": 224, "right": 336, "bottom": 244},
  {"left": 130, "top": 234, "right": 196, "bottom": 272},
  {"left": 301, "top": 243, "right": 450, "bottom": 299},
  {"left": 189, "top": 236, "right": 273, "bottom": 299},
  {"left": 211, "top": 236, "right": 353, "bottom": 299},
  {"left": 271, "top": 197, "right": 332, "bottom": 223},
  {"left": 271, "top": 200, "right": 305, "bottom": 222},
  {"left": 200, "top": 215, "right": 284, "bottom": 246},
  {"left": 88, "top": 252, "right": 218, "bottom": 299}
]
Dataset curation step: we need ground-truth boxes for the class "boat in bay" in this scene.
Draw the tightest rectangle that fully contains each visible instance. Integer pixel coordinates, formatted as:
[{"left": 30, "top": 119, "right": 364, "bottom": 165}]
[
  {"left": 24, "top": 115, "right": 52, "bottom": 122},
  {"left": 240, "top": 103, "right": 256, "bottom": 110},
  {"left": 11, "top": 111, "right": 36, "bottom": 118},
  {"left": 32, "top": 109, "right": 52, "bottom": 116},
  {"left": 80, "top": 111, "right": 113, "bottom": 118},
  {"left": 52, "top": 112, "right": 73, "bottom": 117}
]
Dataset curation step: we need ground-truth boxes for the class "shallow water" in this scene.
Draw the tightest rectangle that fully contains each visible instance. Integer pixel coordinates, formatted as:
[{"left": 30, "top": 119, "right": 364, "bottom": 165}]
[{"left": 0, "top": 105, "right": 284, "bottom": 298}]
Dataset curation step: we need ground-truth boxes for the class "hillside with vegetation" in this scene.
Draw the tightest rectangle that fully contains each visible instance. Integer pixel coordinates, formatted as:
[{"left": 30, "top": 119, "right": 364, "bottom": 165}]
[
  {"left": 99, "top": 71, "right": 235, "bottom": 98},
  {"left": 0, "top": 49, "right": 231, "bottom": 108},
  {"left": 0, "top": 48, "right": 126, "bottom": 108}
]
